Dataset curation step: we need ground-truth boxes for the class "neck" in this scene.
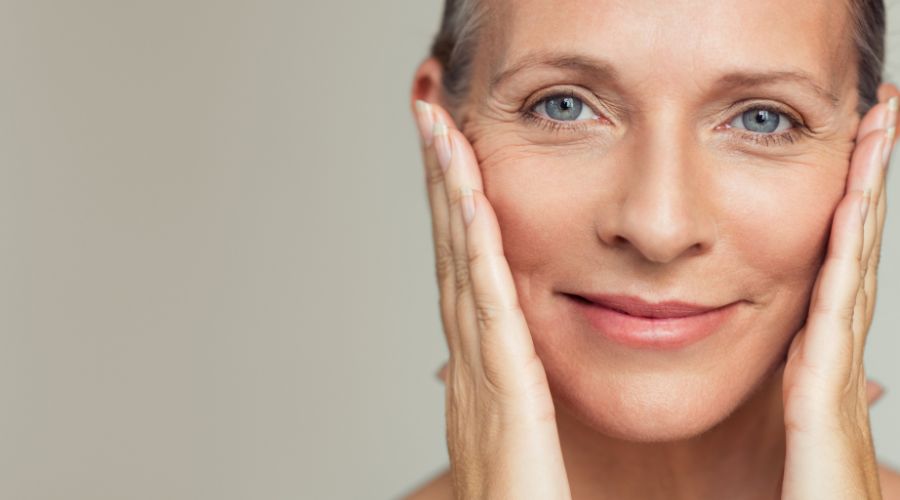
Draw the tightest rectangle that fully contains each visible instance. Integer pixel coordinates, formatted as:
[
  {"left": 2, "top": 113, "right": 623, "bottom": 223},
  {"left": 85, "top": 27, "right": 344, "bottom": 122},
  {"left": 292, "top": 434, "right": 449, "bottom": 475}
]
[{"left": 556, "top": 364, "right": 787, "bottom": 500}]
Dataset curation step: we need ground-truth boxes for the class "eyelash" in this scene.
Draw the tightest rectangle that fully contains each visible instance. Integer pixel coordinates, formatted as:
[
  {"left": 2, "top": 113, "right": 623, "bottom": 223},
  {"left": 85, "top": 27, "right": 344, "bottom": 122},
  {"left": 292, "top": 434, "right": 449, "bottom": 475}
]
[{"left": 523, "top": 93, "right": 806, "bottom": 147}]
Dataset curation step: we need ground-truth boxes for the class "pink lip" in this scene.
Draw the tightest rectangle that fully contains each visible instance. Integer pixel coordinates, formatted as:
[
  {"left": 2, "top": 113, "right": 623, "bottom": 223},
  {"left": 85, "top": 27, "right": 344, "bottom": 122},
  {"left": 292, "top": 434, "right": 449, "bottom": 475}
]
[{"left": 566, "top": 293, "right": 740, "bottom": 349}]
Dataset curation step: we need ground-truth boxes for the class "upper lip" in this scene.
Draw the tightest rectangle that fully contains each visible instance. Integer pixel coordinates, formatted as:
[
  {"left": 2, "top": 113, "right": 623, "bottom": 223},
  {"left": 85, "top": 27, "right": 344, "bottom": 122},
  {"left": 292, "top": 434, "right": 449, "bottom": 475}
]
[{"left": 571, "top": 293, "right": 732, "bottom": 319}]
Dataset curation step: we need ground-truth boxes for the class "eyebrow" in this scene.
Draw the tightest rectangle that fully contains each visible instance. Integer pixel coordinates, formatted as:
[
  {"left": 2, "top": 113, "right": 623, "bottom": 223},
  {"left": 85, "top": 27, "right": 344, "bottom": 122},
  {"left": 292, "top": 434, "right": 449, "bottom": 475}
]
[
  {"left": 716, "top": 70, "right": 840, "bottom": 107},
  {"left": 489, "top": 51, "right": 841, "bottom": 108},
  {"left": 490, "top": 52, "right": 619, "bottom": 89}
]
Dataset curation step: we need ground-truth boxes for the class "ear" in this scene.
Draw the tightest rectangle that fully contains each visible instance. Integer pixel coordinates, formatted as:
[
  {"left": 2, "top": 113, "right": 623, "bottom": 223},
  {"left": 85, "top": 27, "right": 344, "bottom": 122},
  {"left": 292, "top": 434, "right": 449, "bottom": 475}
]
[{"left": 410, "top": 57, "right": 447, "bottom": 117}]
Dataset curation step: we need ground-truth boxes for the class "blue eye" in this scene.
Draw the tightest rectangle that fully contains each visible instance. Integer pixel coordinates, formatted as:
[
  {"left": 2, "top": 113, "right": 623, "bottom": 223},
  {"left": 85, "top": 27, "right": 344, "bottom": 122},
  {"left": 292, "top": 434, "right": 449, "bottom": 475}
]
[
  {"left": 730, "top": 107, "right": 793, "bottom": 134},
  {"left": 533, "top": 95, "right": 599, "bottom": 122}
]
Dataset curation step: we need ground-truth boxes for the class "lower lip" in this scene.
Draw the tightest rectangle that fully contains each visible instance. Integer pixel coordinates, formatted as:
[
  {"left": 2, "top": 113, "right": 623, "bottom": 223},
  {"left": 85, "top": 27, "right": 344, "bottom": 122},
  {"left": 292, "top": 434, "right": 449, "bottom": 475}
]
[{"left": 566, "top": 295, "right": 740, "bottom": 350}]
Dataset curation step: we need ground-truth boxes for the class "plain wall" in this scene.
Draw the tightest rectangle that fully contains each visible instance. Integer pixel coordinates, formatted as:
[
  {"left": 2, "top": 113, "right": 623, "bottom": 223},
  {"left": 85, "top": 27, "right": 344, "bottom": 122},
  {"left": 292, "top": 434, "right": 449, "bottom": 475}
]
[{"left": 0, "top": 1, "right": 899, "bottom": 499}]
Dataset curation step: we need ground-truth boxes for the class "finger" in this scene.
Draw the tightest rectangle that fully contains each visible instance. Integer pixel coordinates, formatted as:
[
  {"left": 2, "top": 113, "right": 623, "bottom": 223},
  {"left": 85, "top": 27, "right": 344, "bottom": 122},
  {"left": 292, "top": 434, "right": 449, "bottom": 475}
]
[
  {"left": 463, "top": 187, "right": 547, "bottom": 399},
  {"left": 851, "top": 273, "right": 869, "bottom": 372},
  {"left": 864, "top": 181, "right": 887, "bottom": 325},
  {"left": 859, "top": 182, "right": 887, "bottom": 380},
  {"left": 433, "top": 108, "right": 486, "bottom": 368},
  {"left": 849, "top": 131, "right": 886, "bottom": 363},
  {"left": 860, "top": 96, "right": 894, "bottom": 334},
  {"left": 804, "top": 189, "right": 868, "bottom": 379},
  {"left": 852, "top": 185, "right": 872, "bottom": 368},
  {"left": 849, "top": 98, "right": 892, "bottom": 254},
  {"left": 856, "top": 98, "right": 894, "bottom": 142},
  {"left": 855, "top": 129, "right": 889, "bottom": 267},
  {"left": 840, "top": 106, "right": 890, "bottom": 364},
  {"left": 433, "top": 103, "right": 537, "bottom": 399},
  {"left": 855, "top": 127, "right": 894, "bottom": 360},
  {"left": 415, "top": 101, "right": 461, "bottom": 358},
  {"left": 434, "top": 109, "right": 485, "bottom": 193},
  {"left": 436, "top": 361, "right": 449, "bottom": 384}
]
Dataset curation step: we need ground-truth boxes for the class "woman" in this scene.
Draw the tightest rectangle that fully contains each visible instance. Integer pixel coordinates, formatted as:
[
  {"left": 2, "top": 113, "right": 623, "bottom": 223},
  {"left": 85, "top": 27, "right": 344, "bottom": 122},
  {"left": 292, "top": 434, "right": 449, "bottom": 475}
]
[{"left": 406, "top": 0, "right": 900, "bottom": 498}]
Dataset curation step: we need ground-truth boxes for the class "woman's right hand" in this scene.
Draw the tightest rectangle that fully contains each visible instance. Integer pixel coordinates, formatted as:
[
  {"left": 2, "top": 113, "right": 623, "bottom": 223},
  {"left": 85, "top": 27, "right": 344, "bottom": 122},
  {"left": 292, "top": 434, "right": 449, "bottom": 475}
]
[{"left": 413, "top": 99, "right": 572, "bottom": 500}]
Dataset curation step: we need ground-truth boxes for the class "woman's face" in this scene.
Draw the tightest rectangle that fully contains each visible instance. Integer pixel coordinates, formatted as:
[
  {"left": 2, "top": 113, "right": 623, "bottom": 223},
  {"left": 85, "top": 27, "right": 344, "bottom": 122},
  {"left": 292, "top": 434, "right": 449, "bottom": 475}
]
[{"left": 457, "top": 0, "right": 861, "bottom": 441}]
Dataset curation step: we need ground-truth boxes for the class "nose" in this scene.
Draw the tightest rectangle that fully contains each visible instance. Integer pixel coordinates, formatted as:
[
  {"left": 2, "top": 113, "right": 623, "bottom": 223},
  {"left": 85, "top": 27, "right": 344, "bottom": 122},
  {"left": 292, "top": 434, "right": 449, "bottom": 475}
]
[{"left": 596, "top": 124, "right": 718, "bottom": 264}]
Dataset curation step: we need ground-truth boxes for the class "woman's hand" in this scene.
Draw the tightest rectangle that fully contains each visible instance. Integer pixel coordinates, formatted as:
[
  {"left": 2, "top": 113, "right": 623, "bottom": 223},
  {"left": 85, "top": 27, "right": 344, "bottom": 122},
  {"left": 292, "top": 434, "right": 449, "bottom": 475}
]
[
  {"left": 413, "top": 100, "right": 572, "bottom": 500},
  {"left": 781, "top": 96, "right": 897, "bottom": 499}
]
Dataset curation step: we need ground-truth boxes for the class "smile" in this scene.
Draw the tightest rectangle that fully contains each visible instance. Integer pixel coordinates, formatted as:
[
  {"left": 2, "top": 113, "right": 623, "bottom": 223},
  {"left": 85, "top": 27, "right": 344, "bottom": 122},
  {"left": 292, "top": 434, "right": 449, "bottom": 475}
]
[{"left": 564, "top": 293, "right": 741, "bottom": 350}]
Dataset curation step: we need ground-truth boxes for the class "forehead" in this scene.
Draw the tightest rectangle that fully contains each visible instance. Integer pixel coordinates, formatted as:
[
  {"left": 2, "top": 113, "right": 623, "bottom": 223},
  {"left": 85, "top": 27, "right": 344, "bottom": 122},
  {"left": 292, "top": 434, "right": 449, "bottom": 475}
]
[{"left": 486, "top": 0, "right": 855, "bottom": 102}]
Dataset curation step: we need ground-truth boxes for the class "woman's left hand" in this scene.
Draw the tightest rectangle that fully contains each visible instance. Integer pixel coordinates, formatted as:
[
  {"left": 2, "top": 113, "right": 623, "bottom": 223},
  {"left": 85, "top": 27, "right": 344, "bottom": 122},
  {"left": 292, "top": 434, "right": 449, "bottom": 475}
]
[{"left": 780, "top": 96, "right": 897, "bottom": 499}]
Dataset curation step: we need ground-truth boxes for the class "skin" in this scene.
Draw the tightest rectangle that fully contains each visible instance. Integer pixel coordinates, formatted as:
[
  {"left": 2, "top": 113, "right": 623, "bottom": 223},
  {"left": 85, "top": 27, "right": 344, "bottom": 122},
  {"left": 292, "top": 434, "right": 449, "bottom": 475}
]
[{"left": 406, "top": 0, "right": 900, "bottom": 498}]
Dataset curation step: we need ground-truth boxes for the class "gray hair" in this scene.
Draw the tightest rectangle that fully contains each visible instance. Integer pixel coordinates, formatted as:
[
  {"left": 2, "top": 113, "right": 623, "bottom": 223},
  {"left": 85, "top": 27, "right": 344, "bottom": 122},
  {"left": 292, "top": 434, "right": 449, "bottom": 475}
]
[
  {"left": 850, "top": 0, "right": 887, "bottom": 115},
  {"left": 429, "top": 0, "right": 488, "bottom": 113},
  {"left": 430, "top": 0, "right": 886, "bottom": 116}
]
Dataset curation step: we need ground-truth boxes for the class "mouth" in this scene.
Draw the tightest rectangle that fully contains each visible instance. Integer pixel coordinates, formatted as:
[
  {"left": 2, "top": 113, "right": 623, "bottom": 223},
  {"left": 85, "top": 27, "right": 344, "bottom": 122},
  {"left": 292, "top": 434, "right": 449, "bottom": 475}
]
[
  {"left": 563, "top": 293, "right": 740, "bottom": 350},
  {"left": 568, "top": 293, "right": 729, "bottom": 318}
]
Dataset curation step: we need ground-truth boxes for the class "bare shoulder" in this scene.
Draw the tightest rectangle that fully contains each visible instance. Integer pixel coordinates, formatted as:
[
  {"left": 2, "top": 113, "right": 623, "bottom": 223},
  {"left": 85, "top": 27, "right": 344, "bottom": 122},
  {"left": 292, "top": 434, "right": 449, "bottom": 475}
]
[
  {"left": 399, "top": 467, "right": 453, "bottom": 500},
  {"left": 881, "top": 461, "right": 900, "bottom": 500}
]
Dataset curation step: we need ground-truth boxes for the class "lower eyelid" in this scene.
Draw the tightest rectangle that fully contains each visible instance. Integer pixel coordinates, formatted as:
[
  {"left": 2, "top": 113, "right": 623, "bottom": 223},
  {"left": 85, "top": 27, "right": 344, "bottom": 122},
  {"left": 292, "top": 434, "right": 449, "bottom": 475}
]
[
  {"left": 728, "top": 128, "right": 801, "bottom": 147},
  {"left": 524, "top": 111, "right": 584, "bottom": 130}
]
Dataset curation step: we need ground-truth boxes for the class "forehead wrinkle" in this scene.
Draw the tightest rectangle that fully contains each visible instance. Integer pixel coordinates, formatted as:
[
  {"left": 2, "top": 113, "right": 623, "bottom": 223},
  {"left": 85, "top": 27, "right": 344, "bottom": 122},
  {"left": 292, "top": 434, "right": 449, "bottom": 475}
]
[{"left": 481, "top": 0, "right": 856, "bottom": 110}]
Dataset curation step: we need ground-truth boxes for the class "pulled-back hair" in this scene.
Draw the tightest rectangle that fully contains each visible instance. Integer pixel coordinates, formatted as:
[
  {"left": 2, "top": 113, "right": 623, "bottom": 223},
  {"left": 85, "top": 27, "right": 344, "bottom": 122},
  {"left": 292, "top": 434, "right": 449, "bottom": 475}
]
[{"left": 430, "top": 0, "right": 886, "bottom": 115}]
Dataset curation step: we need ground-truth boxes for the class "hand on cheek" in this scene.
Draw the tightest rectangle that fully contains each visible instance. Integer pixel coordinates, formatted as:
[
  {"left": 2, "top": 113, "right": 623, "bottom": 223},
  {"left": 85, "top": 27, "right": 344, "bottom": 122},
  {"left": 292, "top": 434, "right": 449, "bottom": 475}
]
[
  {"left": 413, "top": 100, "right": 572, "bottom": 499},
  {"left": 780, "top": 96, "right": 896, "bottom": 499}
]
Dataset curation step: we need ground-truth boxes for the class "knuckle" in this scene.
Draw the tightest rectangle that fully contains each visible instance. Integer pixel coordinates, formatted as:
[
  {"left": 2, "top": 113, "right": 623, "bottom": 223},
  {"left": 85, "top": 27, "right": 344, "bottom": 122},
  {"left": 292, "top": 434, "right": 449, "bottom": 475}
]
[
  {"left": 825, "top": 254, "right": 860, "bottom": 274},
  {"left": 812, "top": 300, "right": 855, "bottom": 321},
  {"left": 434, "top": 241, "right": 456, "bottom": 285},
  {"left": 453, "top": 254, "right": 472, "bottom": 293},
  {"left": 466, "top": 237, "right": 505, "bottom": 268},
  {"left": 425, "top": 162, "right": 445, "bottom": 188},
  {"left": 474, "top": 300, "right": 503, "bottom": 332},
  {"left": 465, "top": 243, "right": 488, "bottom": 270},
  {"left": 872, "top": 245, "right": 883, "bottom": 271},
  {"left": 447, "top": 185, "right": 465, "bottom": 211},
  {"left": 474, "top": 290, "right": 518, "bottom": 332}
]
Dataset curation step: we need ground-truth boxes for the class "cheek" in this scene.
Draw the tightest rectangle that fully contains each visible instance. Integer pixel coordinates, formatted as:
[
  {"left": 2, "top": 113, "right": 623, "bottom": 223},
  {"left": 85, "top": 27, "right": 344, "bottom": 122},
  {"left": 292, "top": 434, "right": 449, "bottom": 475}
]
[
  {"left": 465, "top": 118, "right": 614, "bottom": 273},
  {"left": 721, "top": 166, "right": 845, "bottom": 301},
  {"left": 478, "top": 150, "right": 593, "bottom": 295}
]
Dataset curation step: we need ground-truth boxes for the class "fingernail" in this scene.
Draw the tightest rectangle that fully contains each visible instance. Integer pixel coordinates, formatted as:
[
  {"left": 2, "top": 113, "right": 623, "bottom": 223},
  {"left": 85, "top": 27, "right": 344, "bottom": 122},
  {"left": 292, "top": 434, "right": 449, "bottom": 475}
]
[
  {"left": 886, "top": 96, "right": 899, "bottom": 129},
  {"left": 414, "top": 100, "right": 435, "bottom": 147},
  {"left": 433, "top": 119, "right": 451, "bottom": 172},
  {"left": 860, "top": 189, "right": 871, "bottom": 221},
  {"left": 882, "top": 125, "right": 896, "bottom": 167},
  {"left": 460, "top": 186, "right": 475, "bottom": 225}
]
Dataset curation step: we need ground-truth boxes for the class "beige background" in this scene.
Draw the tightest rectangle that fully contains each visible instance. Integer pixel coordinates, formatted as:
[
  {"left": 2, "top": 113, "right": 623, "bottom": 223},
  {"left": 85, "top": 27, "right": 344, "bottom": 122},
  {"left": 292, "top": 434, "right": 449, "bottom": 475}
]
[{"left": 0, "top": 1, "right": 898, "bottom": 499}]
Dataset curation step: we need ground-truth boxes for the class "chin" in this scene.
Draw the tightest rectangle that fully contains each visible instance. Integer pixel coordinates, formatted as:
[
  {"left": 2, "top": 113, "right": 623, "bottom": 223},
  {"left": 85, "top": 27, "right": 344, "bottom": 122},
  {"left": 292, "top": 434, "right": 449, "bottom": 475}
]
[
  {"left": 537, "top": 331, "right": 789, "bottom": 443},
  {"left": 549, "top": 372, "right": 750, "bottom": 442}
]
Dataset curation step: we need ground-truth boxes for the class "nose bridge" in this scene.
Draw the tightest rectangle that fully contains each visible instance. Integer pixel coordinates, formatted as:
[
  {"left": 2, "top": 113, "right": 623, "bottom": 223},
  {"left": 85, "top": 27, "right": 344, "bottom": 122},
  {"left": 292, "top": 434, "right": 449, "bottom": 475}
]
[{"left": 600, "top": 107, "right": 716, "bottom": 263}]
